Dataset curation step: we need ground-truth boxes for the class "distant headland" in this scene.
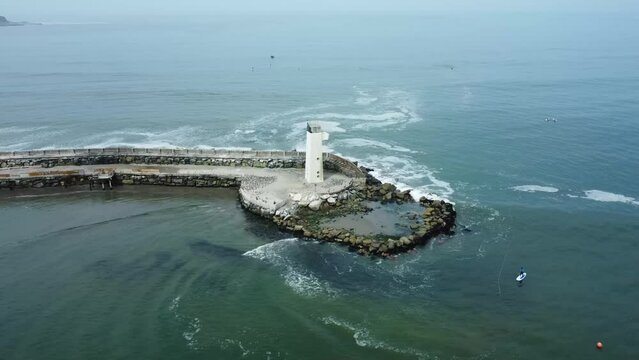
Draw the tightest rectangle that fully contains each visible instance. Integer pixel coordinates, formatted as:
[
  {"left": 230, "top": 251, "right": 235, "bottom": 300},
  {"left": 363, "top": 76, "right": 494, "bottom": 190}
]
[{"left": 0, "top": 15, "right": 41, "bottom": 26}]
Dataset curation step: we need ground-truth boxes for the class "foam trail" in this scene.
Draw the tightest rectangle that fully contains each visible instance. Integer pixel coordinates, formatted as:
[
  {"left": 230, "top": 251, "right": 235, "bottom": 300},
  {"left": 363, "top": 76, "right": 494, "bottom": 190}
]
[
  {"left": 321, "top": 316, "right": 432, "bottom": 359},
  {"left": 511, "top": 185, "right": 559, "bottom": 193},
  {"left": 286, "top": 121, "right": 346, "bottom": 141},
  {"left": 0, "top": 126, "right": 50, "bottom": 134},
  {"left": 301, "top": 111, "right": 408, "bottom": 122},
  {"left": 244, "top": 239, "right": 338, "bottom": 297},
  {"left": 353, "top": 86, "right": 379, "bottom": 105},
  {"left": 582, "top": 190, "right": 639, "bottom": 205},
  {"left": 336, "top": 138, "right": 416, "bottom": 153},
  {"left": 78, "top": 126, "right": 211, "bottom": 149},
  {"left": 182, "top": 318, "right": 201, "bottom": 349}
]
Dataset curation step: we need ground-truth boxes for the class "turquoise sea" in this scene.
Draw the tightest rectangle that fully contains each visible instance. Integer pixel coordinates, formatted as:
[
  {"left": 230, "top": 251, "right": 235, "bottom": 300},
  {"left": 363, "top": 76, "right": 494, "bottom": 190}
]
[{"left": 1, "top": 13, "right": 638, "bottom": 359}]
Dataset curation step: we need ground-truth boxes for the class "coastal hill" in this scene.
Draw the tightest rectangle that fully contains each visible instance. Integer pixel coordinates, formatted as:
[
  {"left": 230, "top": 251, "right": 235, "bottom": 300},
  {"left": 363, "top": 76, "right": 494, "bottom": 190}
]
[{"left": 0, "top": 15, "right": 41, "bottom": 26}]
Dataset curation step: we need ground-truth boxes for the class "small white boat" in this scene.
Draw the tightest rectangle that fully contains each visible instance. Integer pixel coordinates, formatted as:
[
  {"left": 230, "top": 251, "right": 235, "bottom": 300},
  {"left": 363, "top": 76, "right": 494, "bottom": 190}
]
[{"left": 516, "top": 273, "right": 527, "bottom": 282}]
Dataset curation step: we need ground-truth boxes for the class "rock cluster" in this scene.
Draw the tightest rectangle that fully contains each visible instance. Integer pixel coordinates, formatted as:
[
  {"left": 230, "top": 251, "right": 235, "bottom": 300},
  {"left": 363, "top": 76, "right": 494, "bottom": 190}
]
[
  {"left": 270, "top": 189, "right": 456, "bottom": 257},
  {"left": 265, "top": 171, "right": 457, "bottom": 258}
]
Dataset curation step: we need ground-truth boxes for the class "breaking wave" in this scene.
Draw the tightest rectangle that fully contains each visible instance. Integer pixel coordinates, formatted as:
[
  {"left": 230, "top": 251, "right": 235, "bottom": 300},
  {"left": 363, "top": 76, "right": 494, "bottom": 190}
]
[
  {"left": 511, "top": 185, "right": 559, "bottom": 193},
  {"left": 360, "top": 154, "right": 454, "bottom": 203},
  {"left": 582, "top": 190, "right": 639, "bottom": 206}
]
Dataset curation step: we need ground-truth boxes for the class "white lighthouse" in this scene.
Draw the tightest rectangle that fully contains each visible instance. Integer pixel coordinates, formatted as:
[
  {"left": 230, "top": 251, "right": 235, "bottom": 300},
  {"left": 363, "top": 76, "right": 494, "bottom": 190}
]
[{"left": 305, "top": 122, "right": 329, "bottom": 183}]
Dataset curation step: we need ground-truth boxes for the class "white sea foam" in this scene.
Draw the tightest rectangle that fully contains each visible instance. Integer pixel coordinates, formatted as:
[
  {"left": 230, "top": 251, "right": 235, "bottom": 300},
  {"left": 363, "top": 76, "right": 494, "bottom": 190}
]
[
  {"left": 359, "top": 154, "right": 454, "bottom": 203},
  {"left": 0, "top": 126, "right": 49, "bottom": 134},
  {"left": 303, "top": 111, "right": 408, "bottom": 122},
  {"left": 243, "top": 239, "right": 338, "bottom": 297},
  {"left": 511, "top": 185, "right": 559, "bottom": 193},
  {"left": 286, "top": 121, "right": 346, "bottom": 141},
  {"left": 0, "top": 127, "right": 68, "bottom": 151},
  {"left": 290, "top": 89, "right": 421, "bottom": 131},
  {"left": 169, "top": 296, "right": 181, "bottom": 312},
  {"left": 219, "top": 338, "right": 252, "bottom": 357},
  {"left": 234, "top": 129, "right": 256, "bottom": 135},
  {"left": 83, "top": 139, "right": 181, "bottom": 149},
  {"left": 336, "top": 138, "right": 416, "bottom": 153},
  {"left": 192, "top": 145, "right": 253, "bottom": 151},
  {"left": 321, "top": 316, "right": 431, "bottom": 359},
  {"left": 582, "top": 190, "right": 639, "bottom": 205},
  {"left": 183, "top": 317, "right": 201, "bottom": 350},
  {"left": 0, "top": 142, "right": 32, "bottom": 151},
  {"left": 80, "top": 126, "right": 208, "bottom": 149},
  {"left": 355, "top": 96, "right": 378, "bottom": 105},
  {"left": 353, "top": 87, "right": 379, "bottom": 105},
  {"left": 248, "top": 104, "right": 333, "bottom": 130}
]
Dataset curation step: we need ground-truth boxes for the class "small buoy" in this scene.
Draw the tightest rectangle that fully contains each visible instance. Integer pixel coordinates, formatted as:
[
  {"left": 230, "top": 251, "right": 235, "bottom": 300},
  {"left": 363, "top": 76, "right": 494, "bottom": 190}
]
[{"left": 596, "top": 341, "right": 603, "bottom": 350}]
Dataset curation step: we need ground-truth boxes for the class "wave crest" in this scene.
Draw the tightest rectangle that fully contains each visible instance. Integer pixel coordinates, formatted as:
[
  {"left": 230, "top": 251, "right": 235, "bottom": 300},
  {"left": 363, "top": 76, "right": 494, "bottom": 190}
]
[
  {"left": 511, "top": 185, "right": 559, "bottom": 193},
  {"left": 582, "top": 190, "right": 639, "bottom": 205}
]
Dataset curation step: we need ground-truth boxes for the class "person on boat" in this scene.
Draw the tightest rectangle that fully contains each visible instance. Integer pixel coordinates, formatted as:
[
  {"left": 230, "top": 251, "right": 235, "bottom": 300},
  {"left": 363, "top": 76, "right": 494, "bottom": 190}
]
[{"left": 519, "top": 267, "right": 525, "bottom": 276}]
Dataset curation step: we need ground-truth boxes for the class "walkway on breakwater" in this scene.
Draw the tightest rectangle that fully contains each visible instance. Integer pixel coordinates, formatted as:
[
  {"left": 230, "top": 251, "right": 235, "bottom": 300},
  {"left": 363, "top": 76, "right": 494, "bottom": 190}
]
[{"left": 0, "top": 164, "right": 352, "bottom": 216}]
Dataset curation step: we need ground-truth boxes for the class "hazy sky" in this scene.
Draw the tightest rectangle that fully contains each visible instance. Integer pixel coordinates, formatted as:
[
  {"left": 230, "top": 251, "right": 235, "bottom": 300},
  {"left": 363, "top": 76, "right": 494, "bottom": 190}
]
[{"left": 2, "top": 0, "right": 638, "bottom": 20}]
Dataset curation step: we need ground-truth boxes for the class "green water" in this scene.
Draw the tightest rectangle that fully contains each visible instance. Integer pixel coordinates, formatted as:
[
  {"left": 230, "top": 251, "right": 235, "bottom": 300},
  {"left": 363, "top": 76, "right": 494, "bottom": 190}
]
[
  {"left": 1, "top": 187, "right": 637, "bottom": 359},
  {"left": 2, "top": 11, "right": 639, "bottom": 359}
]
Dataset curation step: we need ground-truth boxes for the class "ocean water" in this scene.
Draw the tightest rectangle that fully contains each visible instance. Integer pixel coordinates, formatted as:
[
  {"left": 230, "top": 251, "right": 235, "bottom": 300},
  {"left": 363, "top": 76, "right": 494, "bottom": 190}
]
[{"left": 1, "top": 13, "right": 639, "bottom": 359}]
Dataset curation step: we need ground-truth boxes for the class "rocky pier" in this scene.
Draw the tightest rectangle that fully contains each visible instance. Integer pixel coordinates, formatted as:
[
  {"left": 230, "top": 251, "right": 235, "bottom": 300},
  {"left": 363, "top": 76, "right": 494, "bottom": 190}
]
[{"left": 0, "top": 148, "right": 456, "bottom": 257}]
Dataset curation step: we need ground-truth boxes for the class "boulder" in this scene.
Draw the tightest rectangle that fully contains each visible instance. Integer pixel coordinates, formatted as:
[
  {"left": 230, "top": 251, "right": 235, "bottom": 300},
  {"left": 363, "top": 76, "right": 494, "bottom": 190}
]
[
  {"left": 308, "top": 199, "right": 323, "bottom": 211},
  {"left": 381, "top": 183, "right": 396, "bottom": 193},
  {"left": 327, "top": 197, "right": 337, "bottom": 205}
]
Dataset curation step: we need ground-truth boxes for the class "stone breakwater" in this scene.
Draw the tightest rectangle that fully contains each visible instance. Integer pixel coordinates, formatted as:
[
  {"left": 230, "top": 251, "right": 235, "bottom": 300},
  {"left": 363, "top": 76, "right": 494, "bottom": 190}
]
[
  {"left": 0, "top": 148, "right": 456, "bottom": 257},
  {"left": 271, "top": 172, "right": 457, "bottom": 257},
  {"left": 0, "top": 148, "right": 364, "bottom": 180}
]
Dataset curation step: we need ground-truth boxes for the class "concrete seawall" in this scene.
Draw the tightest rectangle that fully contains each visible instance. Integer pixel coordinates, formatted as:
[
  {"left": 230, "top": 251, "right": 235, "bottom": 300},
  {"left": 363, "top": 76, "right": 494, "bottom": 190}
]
[{"left": 0, "top": 148, "right": 366, "bottom": 218}]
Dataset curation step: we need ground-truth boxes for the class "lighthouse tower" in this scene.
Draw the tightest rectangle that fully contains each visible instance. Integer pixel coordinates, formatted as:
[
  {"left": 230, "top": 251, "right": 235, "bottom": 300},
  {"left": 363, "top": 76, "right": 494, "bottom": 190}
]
[{"left": 305, "top": 122, "right": 329, "bottom": 183}]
